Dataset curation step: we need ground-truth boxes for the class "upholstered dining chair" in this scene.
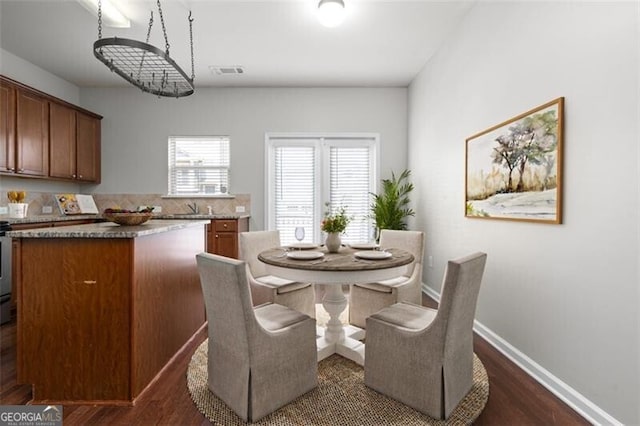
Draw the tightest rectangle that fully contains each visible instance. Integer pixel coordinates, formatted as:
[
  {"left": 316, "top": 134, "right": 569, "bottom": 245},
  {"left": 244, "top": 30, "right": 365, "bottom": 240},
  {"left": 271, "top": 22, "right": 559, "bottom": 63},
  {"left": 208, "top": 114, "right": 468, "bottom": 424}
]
[
  {"left": 349, "top": 229, "right": 425, "bottom": 328},
  {"left": 364, "top": 252, "right": 487, "bottom": 420},
  {"left": 196, "top": 252, "right": 318, "bottom": 422},
  {"left": 239, "top": 230, "right": 316, "bottom": 318}
]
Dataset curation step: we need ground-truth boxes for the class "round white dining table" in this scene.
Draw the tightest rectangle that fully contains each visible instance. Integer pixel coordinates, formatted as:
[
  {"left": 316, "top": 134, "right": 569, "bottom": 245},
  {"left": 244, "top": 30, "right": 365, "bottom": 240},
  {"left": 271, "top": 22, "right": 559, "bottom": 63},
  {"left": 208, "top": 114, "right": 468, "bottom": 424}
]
[{"left": 258, "top": 245, "right": 413, "bottom": 366}]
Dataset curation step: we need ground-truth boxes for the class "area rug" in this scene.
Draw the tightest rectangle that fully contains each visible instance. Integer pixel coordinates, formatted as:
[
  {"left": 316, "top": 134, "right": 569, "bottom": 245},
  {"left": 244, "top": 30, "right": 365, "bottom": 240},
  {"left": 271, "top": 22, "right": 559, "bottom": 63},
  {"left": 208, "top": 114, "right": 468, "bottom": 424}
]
[{"left": 186, "top": 340, "right": 489, "bottom": 425}]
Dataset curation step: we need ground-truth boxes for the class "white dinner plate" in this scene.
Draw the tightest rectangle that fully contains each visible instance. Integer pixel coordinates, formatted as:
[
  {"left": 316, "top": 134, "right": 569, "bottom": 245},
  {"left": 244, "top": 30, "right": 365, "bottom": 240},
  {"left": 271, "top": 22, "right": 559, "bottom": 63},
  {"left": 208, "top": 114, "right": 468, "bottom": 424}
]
[
  {"left": 349, "top": 242, "right": 380, "bottom": 250},
  {"left": 287, "top": 243, "right": 319, "bottom": 250},
  {"left": 354, "top": 250, "right": 392, "bottom": 260},
  {"left": 287, "top": 251, "right": 324, "bottom": 260}
]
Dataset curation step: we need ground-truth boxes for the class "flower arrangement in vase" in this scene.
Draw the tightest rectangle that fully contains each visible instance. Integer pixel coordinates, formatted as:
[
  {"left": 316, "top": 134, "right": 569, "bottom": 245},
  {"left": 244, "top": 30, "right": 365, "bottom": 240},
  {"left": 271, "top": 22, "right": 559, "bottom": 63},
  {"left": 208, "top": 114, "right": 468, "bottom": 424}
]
[
  {"left": 7, "top": 190, "right": 28, "bottom": 218},
  {"left": 321, "top": 204, "right": 351, "bottom": 252}
]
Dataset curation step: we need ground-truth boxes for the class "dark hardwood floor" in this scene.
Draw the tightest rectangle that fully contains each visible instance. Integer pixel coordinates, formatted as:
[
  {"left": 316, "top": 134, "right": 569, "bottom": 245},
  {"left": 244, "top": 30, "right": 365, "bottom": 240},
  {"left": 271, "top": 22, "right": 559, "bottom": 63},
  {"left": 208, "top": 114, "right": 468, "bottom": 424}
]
[{"left": 1, "top": 295, "right": 589, "bottom": 425}]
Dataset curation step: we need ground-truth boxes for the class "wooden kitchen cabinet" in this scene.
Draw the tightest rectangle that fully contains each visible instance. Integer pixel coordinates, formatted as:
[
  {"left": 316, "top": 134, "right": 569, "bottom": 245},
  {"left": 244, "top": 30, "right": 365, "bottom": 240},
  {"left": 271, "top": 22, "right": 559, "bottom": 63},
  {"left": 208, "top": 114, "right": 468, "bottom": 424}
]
[
  {"left": 49, "top": 102, "right": 76, "bottom": 179},
  {"left": 9, "top": 219, "right": 102, "bottom": 313},
  {"left": 49, "top": 104, "right": 101, "bottom": 183},
  {"left": 18, "top": 239, "right": 130, "bottom": 401},
  {"left": 0, "top": 81, "right": 16, "bottom": 173},
  {"left": 0, "top": 75, "right": 101, "bottom": 182},
  {"left": 15, "top": 86, "right": 49, "bottom": 177},
  {"left": 1, "top": 78, "right": 48, "bottom": 176},
  {"left": 75, "top": 111, "right": 101, "bottom": 182},
  {"left": 206, "top": 217, "right": 249, "bottom": 258}
]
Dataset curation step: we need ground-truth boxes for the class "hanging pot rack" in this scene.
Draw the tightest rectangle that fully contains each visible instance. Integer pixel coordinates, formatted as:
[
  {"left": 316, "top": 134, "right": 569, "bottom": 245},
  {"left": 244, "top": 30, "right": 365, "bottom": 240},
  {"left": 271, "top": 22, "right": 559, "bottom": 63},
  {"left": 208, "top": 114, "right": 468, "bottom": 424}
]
[{"left": 93, "top": 0, "right": 195, "bottom": 98}]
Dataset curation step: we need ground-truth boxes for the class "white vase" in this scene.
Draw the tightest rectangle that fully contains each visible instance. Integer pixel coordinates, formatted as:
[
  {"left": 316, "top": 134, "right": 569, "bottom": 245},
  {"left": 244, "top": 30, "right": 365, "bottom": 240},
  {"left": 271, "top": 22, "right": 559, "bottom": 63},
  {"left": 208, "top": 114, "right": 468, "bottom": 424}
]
[
  {"left": 8, "top": 203, "right": 28, "bottom": 218},
  {"left": 325, "top": 232, "right": 341, "bottom": 253}
]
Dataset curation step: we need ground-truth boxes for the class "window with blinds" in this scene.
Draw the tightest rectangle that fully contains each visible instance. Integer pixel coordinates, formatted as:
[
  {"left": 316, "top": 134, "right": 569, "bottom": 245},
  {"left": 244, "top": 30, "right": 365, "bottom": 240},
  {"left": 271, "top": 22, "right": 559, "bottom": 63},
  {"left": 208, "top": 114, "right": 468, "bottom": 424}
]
[
  {"left": 168, "top": 136, "right": 230, "bottom": 195},
  {"left": 274, "top": 145, "right": 317, "bottom": 244},
  {"left": 328, "top": 146, "right": 373, "bottom": 243},
  {"left": 267, "top": 134, "right": 378, "bottom": 246}
]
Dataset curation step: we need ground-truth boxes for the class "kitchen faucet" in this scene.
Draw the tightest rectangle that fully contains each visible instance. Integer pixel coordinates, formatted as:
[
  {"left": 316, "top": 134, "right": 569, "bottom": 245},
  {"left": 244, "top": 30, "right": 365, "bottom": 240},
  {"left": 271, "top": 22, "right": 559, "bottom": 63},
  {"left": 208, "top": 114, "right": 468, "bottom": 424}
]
[{"left": 187, "top": 202, "right": 199, "bottom": 214}]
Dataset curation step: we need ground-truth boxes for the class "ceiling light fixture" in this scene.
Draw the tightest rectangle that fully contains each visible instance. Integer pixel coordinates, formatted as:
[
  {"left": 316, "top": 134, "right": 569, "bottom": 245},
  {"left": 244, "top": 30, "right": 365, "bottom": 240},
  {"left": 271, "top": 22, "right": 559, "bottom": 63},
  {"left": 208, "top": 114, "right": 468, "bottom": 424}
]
[
  {"left": 78, "top": 0, "right": 130, "bottom": 28},
  {"left": 317, "top": 0, "right": 346, "bottom": 28}
]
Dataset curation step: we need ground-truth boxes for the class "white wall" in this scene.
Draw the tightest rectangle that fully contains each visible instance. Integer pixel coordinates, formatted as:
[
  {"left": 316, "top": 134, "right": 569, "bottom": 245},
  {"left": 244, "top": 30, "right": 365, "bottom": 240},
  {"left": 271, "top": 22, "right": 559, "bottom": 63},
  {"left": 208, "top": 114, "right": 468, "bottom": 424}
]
[
  {"left": 0, "top": 48, "right": 79, "bottom": 105},
  {"left": 80, "top": 87, "right": 408, "bottom": 230},
  {"left": 408, "top": 2, "right": 639, "bottom": 424}
]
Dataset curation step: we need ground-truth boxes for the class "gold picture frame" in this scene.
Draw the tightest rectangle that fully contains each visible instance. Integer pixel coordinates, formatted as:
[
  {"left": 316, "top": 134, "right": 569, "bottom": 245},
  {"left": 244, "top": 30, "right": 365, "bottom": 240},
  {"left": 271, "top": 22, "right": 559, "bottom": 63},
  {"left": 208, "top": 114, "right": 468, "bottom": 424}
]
[{"left": 465, "top": 97, "right": 564, "bottom": 224}]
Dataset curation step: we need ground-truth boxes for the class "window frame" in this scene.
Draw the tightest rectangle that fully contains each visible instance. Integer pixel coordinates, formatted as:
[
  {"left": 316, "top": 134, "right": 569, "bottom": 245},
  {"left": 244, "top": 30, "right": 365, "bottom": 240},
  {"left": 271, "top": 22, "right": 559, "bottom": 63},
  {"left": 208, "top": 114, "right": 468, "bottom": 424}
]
[
  {"left": 167, "top": 135, "right": 231, "bottom": 196},
  {"left": 265, "top": 132, "right": 379, "bottom": 245}
]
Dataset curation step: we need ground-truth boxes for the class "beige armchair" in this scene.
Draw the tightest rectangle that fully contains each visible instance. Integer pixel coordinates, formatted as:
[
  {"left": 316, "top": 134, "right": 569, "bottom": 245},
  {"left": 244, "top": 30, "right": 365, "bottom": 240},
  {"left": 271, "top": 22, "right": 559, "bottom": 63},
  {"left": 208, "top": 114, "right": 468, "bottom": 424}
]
[
  {"left": 196, "top": 253, "right": 318, "bottom": 422},
  {"left": 239, "top": 230, "right": 316, "bottom": 318},
  {"left": 364, "top": 252, "right": 487, "bottom": 420},
  {"left": 349, "top": 229, "right": 425, "bottom": 328}
]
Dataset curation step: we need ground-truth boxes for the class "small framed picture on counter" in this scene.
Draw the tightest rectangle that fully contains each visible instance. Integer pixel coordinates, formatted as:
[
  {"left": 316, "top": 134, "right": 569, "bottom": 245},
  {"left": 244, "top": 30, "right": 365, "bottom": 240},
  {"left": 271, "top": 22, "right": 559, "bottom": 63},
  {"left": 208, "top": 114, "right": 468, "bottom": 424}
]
[{"left": 55, "top": 194, "right": 99, "bottom": 215}]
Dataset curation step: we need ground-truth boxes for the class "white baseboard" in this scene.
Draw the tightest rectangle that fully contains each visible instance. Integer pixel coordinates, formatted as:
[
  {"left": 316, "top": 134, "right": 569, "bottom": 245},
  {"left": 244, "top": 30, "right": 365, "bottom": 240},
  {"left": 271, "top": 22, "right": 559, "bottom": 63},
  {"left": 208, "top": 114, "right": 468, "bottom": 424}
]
[{"left": 422, "top": 284, "right": 621, "bottom": 426}]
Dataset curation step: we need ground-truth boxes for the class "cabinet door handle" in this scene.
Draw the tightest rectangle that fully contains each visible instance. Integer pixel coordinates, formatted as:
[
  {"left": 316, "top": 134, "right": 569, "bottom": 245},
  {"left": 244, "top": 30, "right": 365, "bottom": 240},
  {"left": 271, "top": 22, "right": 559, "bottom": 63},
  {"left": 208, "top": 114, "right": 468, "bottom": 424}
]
[
  {"left": 223, "top": 224, "right": 228, "bottom": 228},
  {"left": 215, "top": 234, "right": 219, "bottom": 238},
  {"left": 78, "top": 175, "right": 83, "bottom": 179},
  {"left": 72, "top": 174, "right": 76, "bottom": 178},
  {"left": 83, "top": 280, "right": 97, "bottom": 285}
]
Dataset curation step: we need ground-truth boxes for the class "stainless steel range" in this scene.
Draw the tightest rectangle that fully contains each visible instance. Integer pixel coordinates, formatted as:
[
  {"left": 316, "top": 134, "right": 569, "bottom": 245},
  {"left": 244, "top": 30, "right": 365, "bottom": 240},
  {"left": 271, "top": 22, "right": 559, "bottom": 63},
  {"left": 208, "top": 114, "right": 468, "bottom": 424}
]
[{"left": 0, "top": 221, "right": 12, "bottom": 324}]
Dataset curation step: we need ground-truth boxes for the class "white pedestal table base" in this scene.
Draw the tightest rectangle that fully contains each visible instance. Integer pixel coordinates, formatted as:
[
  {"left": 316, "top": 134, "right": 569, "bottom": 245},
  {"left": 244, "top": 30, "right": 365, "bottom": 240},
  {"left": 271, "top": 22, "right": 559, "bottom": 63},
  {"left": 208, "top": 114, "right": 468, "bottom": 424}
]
[{"left": 315, "top": 284, "right": 366, "bottom": 365}]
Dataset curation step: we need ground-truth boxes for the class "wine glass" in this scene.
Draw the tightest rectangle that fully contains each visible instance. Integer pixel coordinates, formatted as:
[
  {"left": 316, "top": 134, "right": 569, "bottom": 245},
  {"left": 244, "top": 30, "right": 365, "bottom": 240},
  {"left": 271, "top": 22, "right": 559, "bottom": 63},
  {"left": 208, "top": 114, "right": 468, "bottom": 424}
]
[{"left": 294, "top": 227, "right": 305, "bottom": 244}]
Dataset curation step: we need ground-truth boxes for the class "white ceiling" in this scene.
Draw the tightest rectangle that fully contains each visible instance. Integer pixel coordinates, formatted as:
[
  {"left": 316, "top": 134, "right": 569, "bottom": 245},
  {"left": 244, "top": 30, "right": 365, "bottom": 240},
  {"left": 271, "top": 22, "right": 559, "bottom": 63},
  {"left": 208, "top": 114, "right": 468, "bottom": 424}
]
[{"left": 0, "top": 0, "right": 474, "bottom": 88}]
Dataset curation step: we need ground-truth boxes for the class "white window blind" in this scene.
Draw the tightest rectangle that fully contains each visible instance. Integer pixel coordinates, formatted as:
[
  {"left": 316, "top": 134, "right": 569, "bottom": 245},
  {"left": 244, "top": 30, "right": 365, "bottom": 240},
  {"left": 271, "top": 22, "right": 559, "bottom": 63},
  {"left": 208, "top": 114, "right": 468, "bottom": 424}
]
[
  {"left": 274, "top": 145, "right": 317, "bottom": 244},
  {"left": 267, "top": 134, "right": 378, "bottom": 246},
  {"left": 168, "top": 136, "right": 230, "bottom": 195},
  {"left": 329, "top": 146, "right": 372, "bottom": 243}
]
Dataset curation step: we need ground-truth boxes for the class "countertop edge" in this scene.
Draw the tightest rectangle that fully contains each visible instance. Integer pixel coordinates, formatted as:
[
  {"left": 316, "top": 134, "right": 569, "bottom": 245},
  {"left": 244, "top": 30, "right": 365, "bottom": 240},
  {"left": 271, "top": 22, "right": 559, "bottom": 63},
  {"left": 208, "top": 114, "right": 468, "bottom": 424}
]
[
  {"left": 3, "top": 213, "right": 250, "bottom": 225},
  {"left": 6, "top": 219, "right": 211, "bottom": 239}
]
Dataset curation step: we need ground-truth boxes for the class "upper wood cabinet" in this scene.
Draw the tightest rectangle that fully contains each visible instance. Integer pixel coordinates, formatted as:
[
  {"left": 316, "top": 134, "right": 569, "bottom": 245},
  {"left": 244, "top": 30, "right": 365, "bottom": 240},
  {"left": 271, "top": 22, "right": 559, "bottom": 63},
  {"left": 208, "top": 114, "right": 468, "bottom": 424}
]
[
  {"left": 0, "top": 82, "right": 16, "bottom": 173},
  {"left": 0, "top": 79, "right": 49, "bottom": 177},
  {"left": 49, "top": 102, "right": 76, "bottom": 180},
  {"left": 49, "top": 103, "right": 101, "bottom": 183},
  {"left": 75, "top": 111, "right": 101, "bottom": 183},
  {"left": 0, "top": 75, "right": 102, "bottom": 182},
  {"left": 16, "top": 88, "right": 49, "bottom": 177}
]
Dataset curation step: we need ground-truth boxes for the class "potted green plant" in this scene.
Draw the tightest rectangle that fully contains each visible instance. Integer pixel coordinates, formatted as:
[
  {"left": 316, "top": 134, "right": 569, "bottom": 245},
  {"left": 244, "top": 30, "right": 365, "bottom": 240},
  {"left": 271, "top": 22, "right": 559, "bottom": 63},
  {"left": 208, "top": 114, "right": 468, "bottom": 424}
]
[{"left": 370, "top": 169, "right": 415, "bottom": 241}]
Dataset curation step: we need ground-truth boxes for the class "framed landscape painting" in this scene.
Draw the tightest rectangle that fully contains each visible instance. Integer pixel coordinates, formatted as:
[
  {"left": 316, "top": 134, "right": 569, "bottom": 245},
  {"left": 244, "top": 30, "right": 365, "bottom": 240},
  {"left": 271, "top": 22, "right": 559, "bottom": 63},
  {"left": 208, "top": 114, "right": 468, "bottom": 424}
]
[{"left": 465, "top": 97, "right": 564, "bottom": 224}]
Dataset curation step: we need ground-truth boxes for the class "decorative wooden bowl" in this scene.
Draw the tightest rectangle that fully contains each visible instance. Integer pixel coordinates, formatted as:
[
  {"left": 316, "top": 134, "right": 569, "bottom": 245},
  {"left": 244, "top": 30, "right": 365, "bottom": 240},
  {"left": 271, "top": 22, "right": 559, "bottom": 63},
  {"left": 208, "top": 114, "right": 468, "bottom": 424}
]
[{"left": 103, "top": 212, "right": 153, "bottom": 226}]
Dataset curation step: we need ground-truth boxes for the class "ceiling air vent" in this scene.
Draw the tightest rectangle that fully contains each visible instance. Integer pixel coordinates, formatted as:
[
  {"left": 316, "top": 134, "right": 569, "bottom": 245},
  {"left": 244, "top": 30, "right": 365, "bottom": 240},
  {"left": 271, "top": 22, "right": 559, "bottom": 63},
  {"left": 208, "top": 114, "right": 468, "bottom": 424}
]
[{"left": 209, "top": 66, "right": 245, "bottom": 75}]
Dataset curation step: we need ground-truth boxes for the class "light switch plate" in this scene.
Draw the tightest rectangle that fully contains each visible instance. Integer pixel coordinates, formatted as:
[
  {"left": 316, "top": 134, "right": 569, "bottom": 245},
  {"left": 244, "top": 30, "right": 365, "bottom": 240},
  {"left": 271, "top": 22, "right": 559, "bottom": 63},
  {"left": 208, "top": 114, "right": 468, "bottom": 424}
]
[
  {"left": 235, "top": 206, "right": 245, "bottom": 213},
  {"left": 42, "top": 206, "right": 53, "bottom": 214},
  {"left": 0, "top": 206, "right": 7, "bottom": 215}
]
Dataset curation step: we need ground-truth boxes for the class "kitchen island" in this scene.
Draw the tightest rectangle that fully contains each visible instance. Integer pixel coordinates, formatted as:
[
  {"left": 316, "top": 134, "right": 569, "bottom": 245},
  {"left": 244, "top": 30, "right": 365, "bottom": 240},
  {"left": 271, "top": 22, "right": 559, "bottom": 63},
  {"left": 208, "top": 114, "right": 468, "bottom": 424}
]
[{"left": 8, "top": 220, "right": 208, "bottom": 405}]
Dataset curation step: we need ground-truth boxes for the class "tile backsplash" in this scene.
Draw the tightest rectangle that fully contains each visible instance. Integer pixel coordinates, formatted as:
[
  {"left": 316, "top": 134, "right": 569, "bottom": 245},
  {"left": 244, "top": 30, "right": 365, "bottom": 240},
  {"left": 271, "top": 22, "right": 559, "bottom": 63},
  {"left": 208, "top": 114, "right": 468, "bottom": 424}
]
[{"left": 0, "top": 192, "right": 251, "bottom": 218}]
